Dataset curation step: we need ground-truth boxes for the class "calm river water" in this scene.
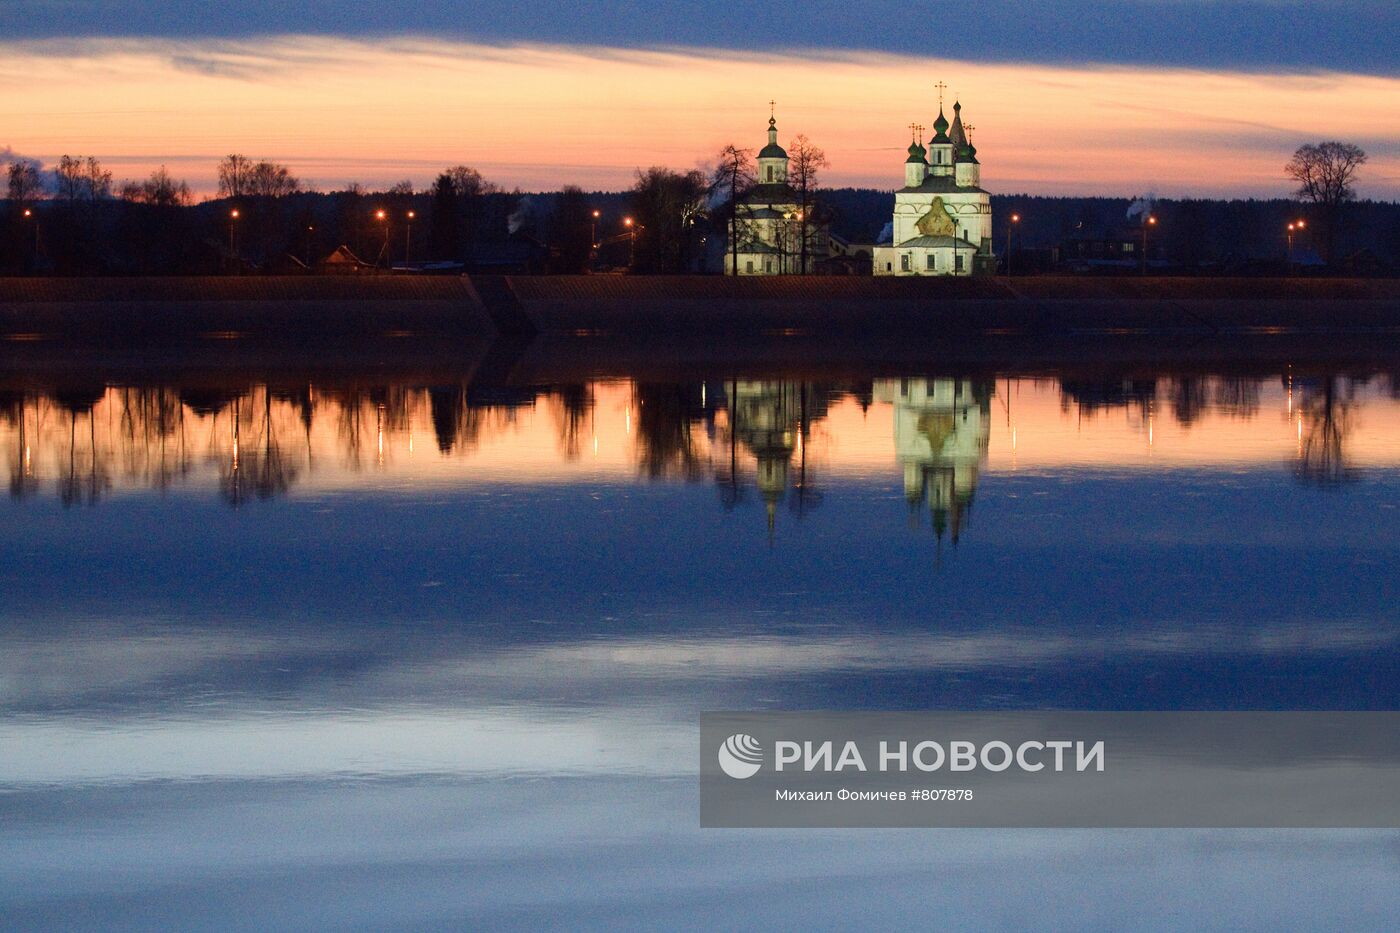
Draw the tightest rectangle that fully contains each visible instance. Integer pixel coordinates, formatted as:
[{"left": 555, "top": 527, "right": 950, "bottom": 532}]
[{"left": 2, "top": 364, "right": 1399, "bottom": 929}]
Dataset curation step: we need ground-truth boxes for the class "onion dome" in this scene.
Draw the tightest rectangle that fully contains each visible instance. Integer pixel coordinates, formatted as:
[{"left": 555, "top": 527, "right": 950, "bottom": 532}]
[
  {"left": 930, "top": 107, "right": 951, "bottom": 144},
  {"left": 759, "top": 116, "right": 787, "bottom": 159}
]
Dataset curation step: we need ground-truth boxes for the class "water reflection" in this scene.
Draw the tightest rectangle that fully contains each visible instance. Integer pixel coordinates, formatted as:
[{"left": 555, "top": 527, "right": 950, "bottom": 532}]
[
  {"left": 2, "top": 371, "right": 1397, "bottom": 516},
  {"left": 5, "top": 361, "right": 1400, "bottom": 927},
  {"left": 878, "top": 379, "right": 991, "bottom": 544}
]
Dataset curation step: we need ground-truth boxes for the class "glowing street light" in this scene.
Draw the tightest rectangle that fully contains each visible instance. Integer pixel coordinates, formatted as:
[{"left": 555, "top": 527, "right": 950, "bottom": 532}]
[
  {"left": 406, "top": 210, "right": 416, "bottom": 263},
  {"left": 375, "top": 209, "right": 390, "bottom": 267},
  {"left": 21, "top": 207, "right": 38, "bottom": 269},
  {"left": 1141, "top": 215, "right": 1157, "bottom": 275},
  {"left": 228, "top": 209, "right": 240, "bottom": 274},
  {"left": 1287, "top": 219, "right": 1306, "bottom": 266},
  {"left": 1006, "top": 212, "right": 1021, "bottom": 278},
  {"left": 624, "top": 217, "right": 636, "bottom": 267}
]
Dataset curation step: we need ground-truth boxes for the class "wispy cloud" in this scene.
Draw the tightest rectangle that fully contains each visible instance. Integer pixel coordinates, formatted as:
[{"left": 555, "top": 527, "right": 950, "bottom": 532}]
[{"left": 5, "top": 0, "right": 1400, "bottom": 76}]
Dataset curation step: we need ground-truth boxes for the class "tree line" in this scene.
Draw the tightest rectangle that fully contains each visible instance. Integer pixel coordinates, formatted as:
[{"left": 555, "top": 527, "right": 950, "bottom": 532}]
[
  {"left": 4, "top": 139, "right": 1388, "bottom": 275},
  {"left": 0, "top": 131, "right": 833, "bottom": 276}
]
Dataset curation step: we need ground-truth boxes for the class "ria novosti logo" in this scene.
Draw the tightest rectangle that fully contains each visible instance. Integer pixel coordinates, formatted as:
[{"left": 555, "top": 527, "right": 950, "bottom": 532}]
[{"left": 717, "top": 733, "right": 763, "bottom": 779}]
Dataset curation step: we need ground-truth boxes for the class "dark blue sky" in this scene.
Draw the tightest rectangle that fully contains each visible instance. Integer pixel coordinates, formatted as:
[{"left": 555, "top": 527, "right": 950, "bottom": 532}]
[{"left": 6, "top": 0, "right": 1400, "bottom": 76}]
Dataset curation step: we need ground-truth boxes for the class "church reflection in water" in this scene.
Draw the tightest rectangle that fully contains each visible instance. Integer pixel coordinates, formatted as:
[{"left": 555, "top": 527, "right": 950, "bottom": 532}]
[
  {"left": 1, "top": 371, "right": 1393, "bottom": 528},
  {"left": 721, "top": 381, "right": 831, "bottom": 531},
  {"left": 875, "top": 379, "right": 991, "bottom": 544}
]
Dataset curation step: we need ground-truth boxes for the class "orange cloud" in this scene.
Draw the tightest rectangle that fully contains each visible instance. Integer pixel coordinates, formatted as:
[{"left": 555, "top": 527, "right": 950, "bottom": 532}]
[{"left": 2, "top": 37, "right": 1397, "bottom": 198}]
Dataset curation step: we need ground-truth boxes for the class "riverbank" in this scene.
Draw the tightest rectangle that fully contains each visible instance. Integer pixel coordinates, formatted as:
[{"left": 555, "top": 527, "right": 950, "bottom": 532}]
[{"left": 3, "top": 275, "right": 1400, "bottom": 343}]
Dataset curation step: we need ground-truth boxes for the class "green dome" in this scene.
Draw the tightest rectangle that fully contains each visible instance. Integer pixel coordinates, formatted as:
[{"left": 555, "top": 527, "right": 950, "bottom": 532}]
[
  {"left": 930, "top": 108, "right": 950, "bottom": 144},
  {"left": 906, "top": 140, "right": 927, "bottom": 164}
]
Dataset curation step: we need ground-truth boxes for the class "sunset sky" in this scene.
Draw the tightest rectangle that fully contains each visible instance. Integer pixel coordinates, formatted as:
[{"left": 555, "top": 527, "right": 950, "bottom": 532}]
[{"left": 2, "top": 1, "right": 1398, "bottom": 199}]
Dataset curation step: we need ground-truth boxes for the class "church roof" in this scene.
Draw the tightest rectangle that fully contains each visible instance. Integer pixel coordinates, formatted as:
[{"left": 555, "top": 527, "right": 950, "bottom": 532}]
[
  {"left": 948, "top": 101, "right": 968, "bottom": 150},
  {"left": 740, "top": 182, "right": 799, "bottom": 204},
  {"left": 906, "top": 140, "right": 927, "bottom": 164},
  {"left": 897, "top": 175, "right": 988, "bottom": 195},
  {"left": 896, "top": 235, "right": 973, "bottom": 249}
]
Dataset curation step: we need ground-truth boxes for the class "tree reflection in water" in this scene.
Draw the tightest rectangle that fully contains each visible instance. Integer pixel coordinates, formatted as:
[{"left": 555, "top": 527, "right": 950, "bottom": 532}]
[
  {"left": 0, "top": 371, "right": 1390, "bottom": 516},
  {"left": 1295, "top": 375, "right": 1358, "bottom": 486}
]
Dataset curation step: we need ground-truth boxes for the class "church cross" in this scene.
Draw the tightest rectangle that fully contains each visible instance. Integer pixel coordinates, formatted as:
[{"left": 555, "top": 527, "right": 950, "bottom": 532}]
[
  {"left": 769, "top": 99, "right": 776, "bottom": 118},
  {"left": 934, "top": 81, "right": 947, "bottom": 106},
  {"left": 909, "top": 122, "right": 920, "bottom": 141}
]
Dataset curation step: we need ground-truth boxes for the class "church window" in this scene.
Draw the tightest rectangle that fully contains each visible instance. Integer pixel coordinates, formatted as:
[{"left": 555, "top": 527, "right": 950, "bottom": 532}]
[
  {"left": 926, "top": 254, "right": 936, "bottom": 270},
  {"left": 886, "top": 262, "right": 893, "bottom": 272},
  {"left": 766, "top": 167, "right": 774, "bottom": 182},
  {"left": 900, "top": 254, "right": 911, "bottom": 272},
  {"left": 955, "top": 254, "right": 965, "bottom": 272},
  {"left": 745, "top": 260, "right": 754, "bottom": 273}
]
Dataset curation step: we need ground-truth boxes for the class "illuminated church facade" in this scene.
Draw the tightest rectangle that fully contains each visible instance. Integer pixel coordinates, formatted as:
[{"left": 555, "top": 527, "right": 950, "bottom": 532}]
[
  {"left": 724, "top": 112, "right": 830, "bottom": 276},
  {"left": 873, "top": 98, "right": 994, "bottom": 277}
]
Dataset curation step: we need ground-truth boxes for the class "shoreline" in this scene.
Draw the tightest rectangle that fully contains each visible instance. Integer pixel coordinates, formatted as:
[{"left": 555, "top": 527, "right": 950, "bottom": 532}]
[{"left": 3, "top": 275, "right": 1400, "bottom": 346}]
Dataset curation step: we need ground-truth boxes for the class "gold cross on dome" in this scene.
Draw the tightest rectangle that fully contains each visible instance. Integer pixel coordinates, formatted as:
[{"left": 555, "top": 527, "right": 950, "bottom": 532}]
[
  {"left": 909, "top": 122, "right": 920, "bottom": 141},
  {"left": 965, "top": 122, "right": 976, "bottom": 137},
  {"left": 769, "top": 99, "right": 776, "bottom": 118},
  {"left": 935, "top": 81, "right": 947, "bottom": 105}
]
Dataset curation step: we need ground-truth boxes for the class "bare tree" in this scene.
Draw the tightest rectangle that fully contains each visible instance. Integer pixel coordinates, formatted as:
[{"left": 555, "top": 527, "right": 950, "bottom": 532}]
[
  {"left": 217, "top": 154, "right": 252, "bottom": 198},
  {"left": 629, "top": 167, "right": 708, "bottom": 273},
  {"left": 1286, "top": 141, "right": 1368, "bottom": 261},
  {"left": 444, "top": 165, "right": 496, "bottom": 198},
  {"left": 54, "top": 155, "right": 111, "bottom": 202},
  {"left": 119, "top": 166, "right": 192, "bottom": 207},
  {"left": 246, "top": 160, "right": 301, "bottom": 198},
  {"left": 787, "top": 134, "right": 828, "bottom": 273},
  {"left": 712, "top": 144, "right": 754, "bottom": 275},
  {"left": 7, "top": 160, "right": 43, "bottom": 205}
]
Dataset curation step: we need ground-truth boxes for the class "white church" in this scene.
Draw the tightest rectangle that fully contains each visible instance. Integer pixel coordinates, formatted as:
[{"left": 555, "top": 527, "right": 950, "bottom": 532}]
[
  {"left": 724, "top": 111, "right": 830, "bottom": 275},
  {"left": 873, "top": 98, "right": 994, "bottom": 276}
]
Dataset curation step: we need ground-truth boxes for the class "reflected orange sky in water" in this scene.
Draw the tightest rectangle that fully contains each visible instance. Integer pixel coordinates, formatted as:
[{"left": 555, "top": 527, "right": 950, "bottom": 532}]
[
  {"left": 3, "top": 37, "right": 1398, "bottom": 198},
  {"left": 3, "top": 377, "right": 1397, "bottom": 505}
]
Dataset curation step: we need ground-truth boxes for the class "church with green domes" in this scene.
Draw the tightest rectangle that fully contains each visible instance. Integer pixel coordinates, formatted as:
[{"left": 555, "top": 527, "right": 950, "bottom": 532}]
[{"left": 873, "top": 97, "right": 994, "bottom": 276}]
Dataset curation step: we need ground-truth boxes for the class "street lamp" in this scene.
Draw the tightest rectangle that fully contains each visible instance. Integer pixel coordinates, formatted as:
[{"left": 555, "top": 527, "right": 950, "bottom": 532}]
[
  {"left": 375, "top": 209, "right": 389, "bottom": 267},
  {"left": 1140, "top": 215, "right": 1157, "bottom": 275},
  {"left": 624, "top": 216, "right": 635, "bottom": 267},
  {"left": 406, "top": 210, "right": 416, "bottom": 264},
  {"left": 21, "top": 207, "right": 38, "bottom": 270},
  {"left": 1287, "top": 219, "right": 1306, "bottom": 266},
  {"left": 591, "top": 209, "right": 600, "bottom": 248},
  {"left": 229, "top": 209, "right": 240, "bottom": 274},
  {"left": 1006, "top": 212, "right": 1020, "bottom": 278}
]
